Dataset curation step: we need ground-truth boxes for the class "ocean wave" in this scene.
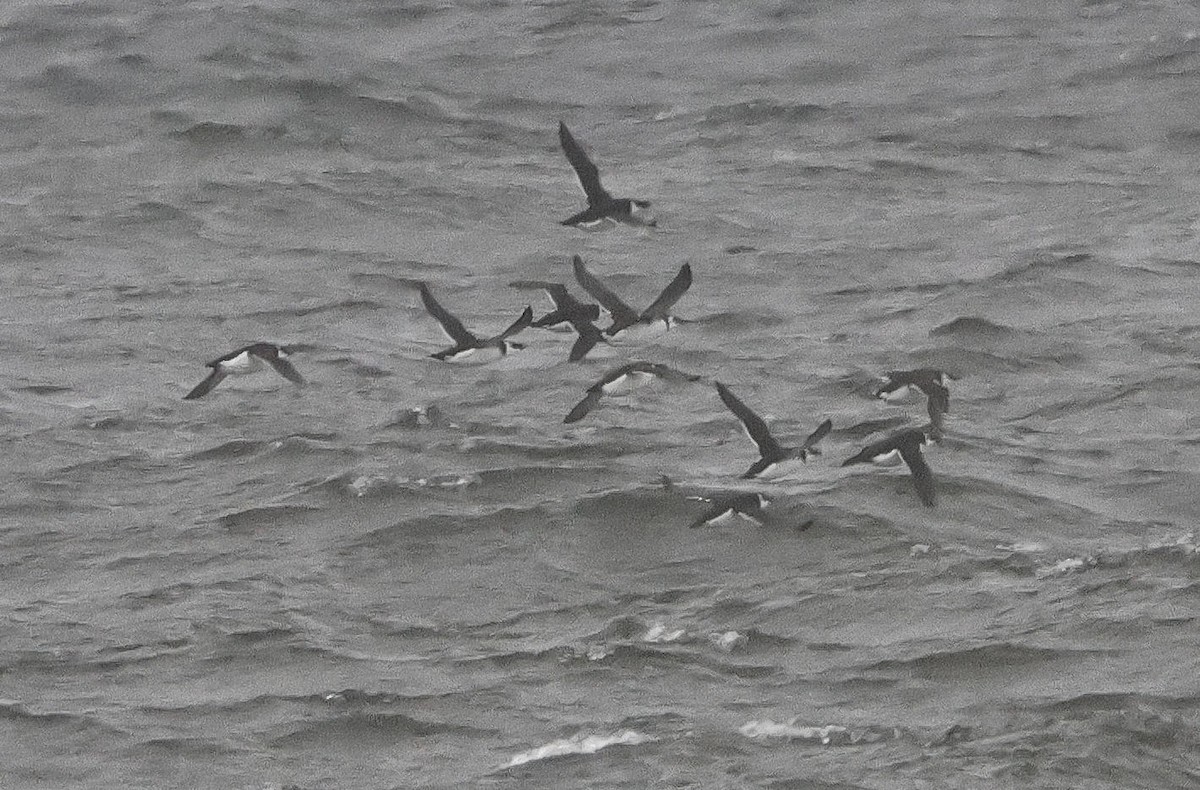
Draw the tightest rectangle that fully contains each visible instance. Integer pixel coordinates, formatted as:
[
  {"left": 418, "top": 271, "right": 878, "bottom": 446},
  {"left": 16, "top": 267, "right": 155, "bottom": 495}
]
[
  {"left": 218, "top": 504, "right": 321, "bottom": 530},
  {"left": 701, "top": 100, "right": 830, "bottom": 127},
  {"left": 866, "top": 642, "right": 1072, "bottom": 679},
  {"left": 739, "top": 718, "right": 898, "bottom": 746},
  {"left": 504, "top": 729, "right": 657, "bottom": 769},
  {"left": 272, "top": 711, "right": 494, "bottom": 748}
]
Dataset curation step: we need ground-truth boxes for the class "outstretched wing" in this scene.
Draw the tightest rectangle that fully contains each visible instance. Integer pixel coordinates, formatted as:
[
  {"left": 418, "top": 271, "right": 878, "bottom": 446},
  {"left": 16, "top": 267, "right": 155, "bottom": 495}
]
[
  {"left": 564, "top": 389, "right": 603, "bottom": 424},
  {"left": 567, "top": 320, "right": 605, "bottom": 362},
  {"left": 572, "top": 256, "right": 639, "bottom": 328},
  {"left": 419, "top": 283, "right": 477, "bottom": 346},
  {"left": 184, "top": 369, "right": 226, "bottom": 400},
  {"left": 265, "top": 355, "right": 305, "bottom": 386},
  {"left": 492, "top": 305, "right": 534, "bottom": 342},
  {"left": 640, "top": 263, "right": 692, "bottom": 321},
  {"left": 899, "top": 442, "right": 937, "bottom": 507},
  {"left": 715, "top": 382, "right": 785, "bottom": 462},
  {"left": 559, "top": 121, "right": 611, "bottom": 205},
  {"left": 800, "top": 418, "right": 833, "bottom": 454}
]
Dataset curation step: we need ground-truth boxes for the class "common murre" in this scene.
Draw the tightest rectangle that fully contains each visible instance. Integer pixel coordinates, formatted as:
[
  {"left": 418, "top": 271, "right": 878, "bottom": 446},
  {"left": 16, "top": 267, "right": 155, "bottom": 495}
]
[
  {"left": 715, "top": 381, "right": 833, "bottom": 480},
  {"left": 418, "top": 282, "right": 533, "bottom": 363},
  {"left": 572, "top": 255, "right": 692, "bottom": 342},
  {"left": 564, "top": 361, "right": 702, "bottom": 423},
  {"left": 558, "top": 121, "right": 656, "bottom": 228},
  {"left": 183, "top": 343, "right": 305, "bottom": 400},
  {"left": 841, "top": 427, "right": 938, "bottom": 507}
]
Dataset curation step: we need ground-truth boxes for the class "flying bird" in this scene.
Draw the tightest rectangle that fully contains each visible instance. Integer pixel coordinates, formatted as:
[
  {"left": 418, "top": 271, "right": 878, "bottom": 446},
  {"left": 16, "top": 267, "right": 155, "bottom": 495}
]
[
  {"left": 418, "top": 283, "right": 532, "bottom": 363},
  {"left": 572, "top": 255, "right": 691, "bottom": 343},
  {"left": 876, "top": 369, "right": 953, "bottom": 415},
  {"left": 509, "top": 279, "right": 607, "bottom": 361},
  {"left": 715, "top": 381, "right": 833, "bottom": 479},
  {"left": 183, "top": 343, "right": 305, "bottom": 400},
  {"left": 564, "top": 361, "right": 702, "bottom": 423},
  {"left": 841, "top": 427, "right": 938, "bottom": 507},
  {"left": 558, "top": 121, "right": 656, "bottom": 228}
]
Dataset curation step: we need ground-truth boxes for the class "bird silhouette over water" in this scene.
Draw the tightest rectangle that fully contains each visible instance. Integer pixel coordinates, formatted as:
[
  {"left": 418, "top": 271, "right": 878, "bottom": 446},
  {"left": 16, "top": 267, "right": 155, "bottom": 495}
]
[{"left": 558, "top": 121, "right": 656, "bottom": 228}]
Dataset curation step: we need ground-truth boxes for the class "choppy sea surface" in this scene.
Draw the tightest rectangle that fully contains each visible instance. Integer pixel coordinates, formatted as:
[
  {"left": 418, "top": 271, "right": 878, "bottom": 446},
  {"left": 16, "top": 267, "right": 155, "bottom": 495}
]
[{"left": 2, "top": 1, "right": 1200, "bottom": 787}]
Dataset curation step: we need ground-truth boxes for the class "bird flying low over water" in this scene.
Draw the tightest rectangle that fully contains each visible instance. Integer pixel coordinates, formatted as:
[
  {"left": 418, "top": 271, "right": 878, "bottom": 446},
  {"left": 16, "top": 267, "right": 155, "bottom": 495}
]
[
  {"left": 715, "top": 382, "right": 833, "bottom": 480},
  {"left": 418, "top": 282, "right": 533, "bottom": 363},
  {"left": 841, "top": 427, "right": 938, "bottom": 507},
  {"left": 558, "top": 121, "right": 656, "bottom": 228},
  {"left": 509, "top": 279, "right": 607, "bottom": 361},
  {"left": 183, "top": 343, "right": 305, "bottom": 400},
  {"left": 571, "top": 255, "right": 692, "bottom": 343},
  {"left": 876, "top": 368, "right": 953, "bottom": 414},
  {"left": 564, "top": 361, "right": 702, "bottom": 423},
  {"left": 508, "top": 280, "right": 601, "bottom": 329}
]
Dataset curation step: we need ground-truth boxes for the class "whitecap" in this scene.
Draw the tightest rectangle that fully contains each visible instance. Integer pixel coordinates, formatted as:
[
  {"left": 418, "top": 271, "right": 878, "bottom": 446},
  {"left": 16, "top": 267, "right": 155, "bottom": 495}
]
[
  {"left": 739, "top": 719, "right": 850, "bottom": 745},
  {"left": 505, "top": 730, "right": 656, "bottom": 768},
  {"left": 643, "top": 622, "right": 686, "bottom": 643}
]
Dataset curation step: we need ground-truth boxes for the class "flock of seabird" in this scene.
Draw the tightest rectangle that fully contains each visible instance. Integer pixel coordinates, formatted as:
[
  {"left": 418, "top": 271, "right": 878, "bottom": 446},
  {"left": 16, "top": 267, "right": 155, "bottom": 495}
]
[{"left": 185, "top": 122, "right": 955, "bottom": 524}]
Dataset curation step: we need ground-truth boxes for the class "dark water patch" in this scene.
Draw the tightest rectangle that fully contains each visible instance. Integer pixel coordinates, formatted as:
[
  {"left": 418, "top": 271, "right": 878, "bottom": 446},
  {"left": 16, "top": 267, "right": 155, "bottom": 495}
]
[
  {"left": 48, "top": 452, "right": 161, "bottom": 480},
  {"left": 92, "top": 637, "right": 192, "bottom": 668},
  {"left": 14, "top": 383, "right": 72, "bottom": 396},
  {"left": 185, "top": 438, "right": 268, "bottom": 461},
  {"left": 866, "top": 642, "right": 1086, "bottom": 681},
  {"left": 245, "top": 297, "right": 386, "bottom": 319},
  {"left": 349, "top": 269, "right": 446, "bottom": 292},
  {"left": 218, "top": 504, "right": 321, "bottom": 531},
  {"left": 836, "top": 416, "right": 916, "bottom": 440},
  {"left": 695, "top": 310, "right": 790, "bottom": 331},
  {"left": 0, "top": 700, "right": 124, "bottom": 737},
  {"left": 116, "top": 200, "right": 198, "bottom": 228},
  {"left": 869, "top": 158, "right": 957, "bottom": 178},
  {"left": 324, "top": 355, "right": 393, "bottom": 379},
  {"left": 169, "top": 121, "right": 247, "bottom": 144},
  {"left": 570, "top": 485, "right": 687, "bottom": 529},
  {"left": 356, "top": 2, "right": 452, "bottom": 25},
  {"left": 21, "top": 63, "right": 112, "bottom": 106},
  {"left": 271, "top": 711, "right": 493, "bottom": 748},
  {"left": 1010, "top": 382, "right": 1144, "bottom": 422},
  {"left": 118, "top": 581, "right": 196, "bottom": 610},
  {"left": 990, "top": 250, "right": 1095, "bottom": 283},
  {"left": 1130, "top": 324, "right": 1200, "bottom": 356},
  {"left": 1038, "top": 692, "right": 1191, "bottom": 716},
  {"left": 702, "top": 100, "right": 830, "bottom": 127},
  {"left": 929, "top": 315, "right": 1015, "bottom": 340},
  {"left": 132, "top": 736, "right": 245, "bottom": 758},
  {"left": 346, "top": 504, "right": 547, "bottom": 551},
  {"left": 829, "top": 280, "right": 951, "bottom": 297}
]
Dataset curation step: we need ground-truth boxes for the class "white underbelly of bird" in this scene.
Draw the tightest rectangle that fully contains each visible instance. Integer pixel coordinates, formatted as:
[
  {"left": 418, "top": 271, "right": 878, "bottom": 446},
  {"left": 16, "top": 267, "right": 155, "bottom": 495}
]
[
  {"left": 600, "top": 370, "right": 657, "bottom": 395},
  {"left": 443, "top": 346, "right": 505, "bottom": 365}
]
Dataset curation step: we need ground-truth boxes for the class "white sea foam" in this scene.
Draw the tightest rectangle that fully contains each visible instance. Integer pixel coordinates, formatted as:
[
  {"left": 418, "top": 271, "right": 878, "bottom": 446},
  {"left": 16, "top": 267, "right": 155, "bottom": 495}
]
[
  {"left": 505, "top": 730, "right": 656, "bottom": 768},
  {"left": 739, "top": 719, "right": 851, "bottom": 745}
]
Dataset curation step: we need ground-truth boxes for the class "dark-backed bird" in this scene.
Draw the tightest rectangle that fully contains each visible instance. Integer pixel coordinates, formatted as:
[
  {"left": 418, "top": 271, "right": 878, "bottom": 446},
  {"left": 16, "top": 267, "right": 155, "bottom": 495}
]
[
  {"left": 715, "top": 381, "right": 833, "bottom": 479},
  {"left": 876, "top": 369, "right": 952, "bottom": 414},
  {"left": 183, "top": 343, "right": 305, "bottom": 400},
  {"left": 509, "top": 279, "right": 607, "bottom": 361},
  {"left": 564, "top": 361, "right": 702, "bottom": 423},
  {"left": 572, "top": 255, "right": 691, "bottom": 344},
  {"left": 841, "top": 427, "right": 938, "bottom": 507},
  {"left": 418, "top": 282, "right": 532, "bottom": 363},
  {"left": 558, "top": 121, "right": 656, "bottom": 228}
]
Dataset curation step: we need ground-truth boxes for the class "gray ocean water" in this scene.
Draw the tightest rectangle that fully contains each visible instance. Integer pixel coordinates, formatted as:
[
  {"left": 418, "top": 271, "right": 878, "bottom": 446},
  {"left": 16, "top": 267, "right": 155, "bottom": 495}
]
[{"left": 3, "top": 1, "right": 1200, "bottom": 787}]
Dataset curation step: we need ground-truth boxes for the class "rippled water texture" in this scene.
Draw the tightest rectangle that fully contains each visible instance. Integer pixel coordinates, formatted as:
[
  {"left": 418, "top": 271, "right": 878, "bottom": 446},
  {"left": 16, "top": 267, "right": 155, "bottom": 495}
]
[{"left": 2, "top": 1, "right": 1199, "bottom": 788}]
